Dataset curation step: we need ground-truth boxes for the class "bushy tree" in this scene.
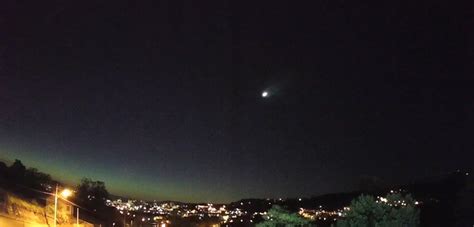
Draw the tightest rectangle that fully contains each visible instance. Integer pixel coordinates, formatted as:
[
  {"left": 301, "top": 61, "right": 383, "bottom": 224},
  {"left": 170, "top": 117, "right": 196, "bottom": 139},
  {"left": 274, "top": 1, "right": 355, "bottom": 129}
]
[
  {"left": 257, "top": 205, "right": 312, "bottom": 227},
  {"left": 337, "top": 193, "right": 419, "bottom": 227},
  {"left": 0, "top": 161, "right": 8, "bottom": 183},
  {"left": 24, "top": 168, "right": 53, "bottom": 190},
  {"left": 75, "top": 178, "right": 109, "bottom": 212},
  {"left": 0, "top": 159, "right": 55, "bottom": 200},
  {"left": 74, "top": 178, "right": 123, "bottom": 226},
  {"left": 9, "top": 159, "right": 26, "bottom": 181}
]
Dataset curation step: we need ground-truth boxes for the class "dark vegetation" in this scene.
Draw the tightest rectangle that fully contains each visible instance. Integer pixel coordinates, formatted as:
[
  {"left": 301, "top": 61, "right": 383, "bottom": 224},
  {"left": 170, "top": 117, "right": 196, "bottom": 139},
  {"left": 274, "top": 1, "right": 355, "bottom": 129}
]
[
  {"left": 0, "top": 159, "right": 56, "bottom": 204},
  {"left": 337, "top": 193, "right": 419, "bottom": 227},
  {"left": 229, "top": 170, "right": 474, "bottom": 226}
]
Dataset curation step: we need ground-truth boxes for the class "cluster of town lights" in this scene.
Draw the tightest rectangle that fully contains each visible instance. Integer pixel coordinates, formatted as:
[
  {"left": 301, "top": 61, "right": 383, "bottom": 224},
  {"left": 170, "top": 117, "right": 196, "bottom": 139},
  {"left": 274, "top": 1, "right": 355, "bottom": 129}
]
[{"left": 107, "top": 189, "right": 426, "bottom": 226}]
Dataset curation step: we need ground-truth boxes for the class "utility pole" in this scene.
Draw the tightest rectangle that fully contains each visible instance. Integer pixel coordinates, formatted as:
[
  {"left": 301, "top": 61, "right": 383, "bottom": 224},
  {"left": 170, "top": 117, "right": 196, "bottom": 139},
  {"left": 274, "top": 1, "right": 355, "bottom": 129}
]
[{"left": 54, "top": 185, "right": 58, "bottom": 227}]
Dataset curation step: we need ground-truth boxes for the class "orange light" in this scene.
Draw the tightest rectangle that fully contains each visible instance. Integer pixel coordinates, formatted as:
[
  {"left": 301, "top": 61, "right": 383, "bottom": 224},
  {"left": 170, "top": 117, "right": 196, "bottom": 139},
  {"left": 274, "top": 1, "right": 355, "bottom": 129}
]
[{"left": 60, "top": 189, "right": 73, "bottom": 198}]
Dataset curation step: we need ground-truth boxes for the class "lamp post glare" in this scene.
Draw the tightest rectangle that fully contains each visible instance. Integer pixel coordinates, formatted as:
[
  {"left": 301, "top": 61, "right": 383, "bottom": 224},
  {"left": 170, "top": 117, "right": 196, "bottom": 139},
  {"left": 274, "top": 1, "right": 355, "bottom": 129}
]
[
  {"left": 61, "top": 188, "right": 73, "bottom": 198},
  {"left": 54, "top": 186, "right": 74, "bottom": 227}
]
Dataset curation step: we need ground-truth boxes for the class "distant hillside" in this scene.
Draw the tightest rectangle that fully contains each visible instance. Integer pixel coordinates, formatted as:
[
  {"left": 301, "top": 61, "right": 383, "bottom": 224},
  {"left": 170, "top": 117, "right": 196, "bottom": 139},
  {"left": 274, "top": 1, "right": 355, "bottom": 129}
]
[{"left": 230, "top": 169, "right": 473, "bottom": 226}]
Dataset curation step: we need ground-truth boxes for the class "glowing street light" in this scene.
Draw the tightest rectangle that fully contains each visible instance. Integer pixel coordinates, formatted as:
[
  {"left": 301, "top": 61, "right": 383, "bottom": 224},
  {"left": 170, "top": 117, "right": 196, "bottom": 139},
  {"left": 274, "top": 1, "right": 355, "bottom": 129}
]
[
  {"left": 60, "top": 188, "right": 73, "bottom": 198},
  {"left": 54, "top": 186, "right": 74, "bottom": 227}
]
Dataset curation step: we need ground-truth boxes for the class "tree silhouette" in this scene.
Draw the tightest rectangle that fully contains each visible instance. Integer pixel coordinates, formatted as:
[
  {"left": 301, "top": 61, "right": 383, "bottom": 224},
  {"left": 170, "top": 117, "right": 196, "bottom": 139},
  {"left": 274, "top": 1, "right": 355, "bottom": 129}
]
[
  {"left": 0, "top": 161, "right": 8, "bottom": 184},
  {"left": 24, "top": 168, "right": 53, "bottom": 190},
  {"left": 9, "top": 159, "right": 26, "bottom": 182},
  {"left": 337, "top": 193, "right": 419, "bottom": 227},
  {"left": 75, "top": 178, "right": 109, "bottom": 212}
]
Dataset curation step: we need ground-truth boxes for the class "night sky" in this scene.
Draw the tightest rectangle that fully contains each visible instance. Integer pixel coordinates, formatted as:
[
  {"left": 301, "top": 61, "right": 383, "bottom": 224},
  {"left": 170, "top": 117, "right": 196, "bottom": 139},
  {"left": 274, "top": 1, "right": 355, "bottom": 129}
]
[{"left": 1, "top": 0, "right": 472, "bottom": 203}]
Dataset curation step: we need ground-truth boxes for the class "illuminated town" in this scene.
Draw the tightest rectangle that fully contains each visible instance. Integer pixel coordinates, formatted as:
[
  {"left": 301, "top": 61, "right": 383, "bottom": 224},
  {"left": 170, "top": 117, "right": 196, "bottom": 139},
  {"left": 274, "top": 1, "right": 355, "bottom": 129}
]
[
  {"left": 103, "top": 189, "right": 423, "bottom": 226},
  {"left": 105, "top": 197, "right": 351, "bottom": 226}
]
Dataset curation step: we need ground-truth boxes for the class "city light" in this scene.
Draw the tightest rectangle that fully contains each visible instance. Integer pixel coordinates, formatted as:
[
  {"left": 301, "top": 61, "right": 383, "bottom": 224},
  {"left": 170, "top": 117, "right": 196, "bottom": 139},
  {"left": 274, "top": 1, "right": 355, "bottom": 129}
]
[{"left": 105, "top": 192, "right": 424, "bottom": 226}]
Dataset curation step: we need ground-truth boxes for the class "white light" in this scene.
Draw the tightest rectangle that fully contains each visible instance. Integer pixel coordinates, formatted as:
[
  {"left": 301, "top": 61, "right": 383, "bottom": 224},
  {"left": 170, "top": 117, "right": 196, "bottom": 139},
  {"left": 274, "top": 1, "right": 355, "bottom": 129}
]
[{"left": 262, "top": 91, "right": 268, "bottom": 97}]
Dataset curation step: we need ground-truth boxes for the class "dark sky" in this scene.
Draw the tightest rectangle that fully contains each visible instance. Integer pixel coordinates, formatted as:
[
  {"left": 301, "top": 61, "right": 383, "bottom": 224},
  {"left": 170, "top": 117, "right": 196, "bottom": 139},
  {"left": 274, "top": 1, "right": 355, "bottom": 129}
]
[{"left": 1, "top": 0, "right": 472, "bottom": 203}]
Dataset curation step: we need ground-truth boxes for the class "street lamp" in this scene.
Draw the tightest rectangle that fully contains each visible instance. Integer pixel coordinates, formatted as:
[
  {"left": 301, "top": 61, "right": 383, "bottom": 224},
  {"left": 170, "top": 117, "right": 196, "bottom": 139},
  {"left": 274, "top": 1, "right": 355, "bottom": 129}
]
[
  {"left": 61, "top": 188, "right": 73, "bottom": 198},
  {"left": 54, "top": 185, "right": 74, "bottom": 227}
]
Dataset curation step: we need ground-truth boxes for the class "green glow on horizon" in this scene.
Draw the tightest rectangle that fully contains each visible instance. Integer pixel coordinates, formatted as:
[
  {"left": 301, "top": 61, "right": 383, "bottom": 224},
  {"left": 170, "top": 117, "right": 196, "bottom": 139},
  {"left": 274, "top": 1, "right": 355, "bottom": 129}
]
[{"left": 0, "top": 146, "right": 239, "bottom": 203}]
